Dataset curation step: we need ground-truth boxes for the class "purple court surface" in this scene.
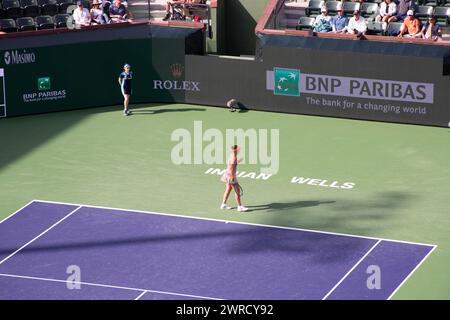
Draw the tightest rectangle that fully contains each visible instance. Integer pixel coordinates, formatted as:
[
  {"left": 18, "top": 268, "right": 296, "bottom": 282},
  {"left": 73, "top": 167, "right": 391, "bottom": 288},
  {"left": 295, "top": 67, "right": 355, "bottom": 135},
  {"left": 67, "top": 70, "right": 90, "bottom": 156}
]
[{"left": 0, "top": 200, "right": 436, "bottom": 300}]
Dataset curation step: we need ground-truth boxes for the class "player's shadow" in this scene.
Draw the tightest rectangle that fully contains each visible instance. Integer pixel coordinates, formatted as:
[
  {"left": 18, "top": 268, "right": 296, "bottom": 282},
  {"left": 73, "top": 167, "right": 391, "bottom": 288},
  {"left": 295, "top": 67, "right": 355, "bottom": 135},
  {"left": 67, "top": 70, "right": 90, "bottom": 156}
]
[
  {"left": 130, "top": 107, "right": 206, "bottom": 115},
  {"left": 247, "top": 200, "right": 335, "bottom": 212}
]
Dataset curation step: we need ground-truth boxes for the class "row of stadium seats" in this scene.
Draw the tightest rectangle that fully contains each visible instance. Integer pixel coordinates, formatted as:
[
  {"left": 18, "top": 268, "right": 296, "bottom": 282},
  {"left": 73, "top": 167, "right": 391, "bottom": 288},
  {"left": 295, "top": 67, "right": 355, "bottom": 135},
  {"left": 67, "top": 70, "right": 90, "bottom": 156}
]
[
  {"left": 0, "top": 0, "right": 75, "bottom": 19},
  {"left": 0, "top": 14, "right": 69, "bottom": 31},
  {"left": 305, "top": 1, "right": 378, "bottom": 18},
  {"left": 417, "top": 0, "right": 450, "bottom": 6},
  {"left": 297, "top": 16, "right": 404, "bottom": 36},
  {"left": 305, "top": 1, "right": 450, "bottom": 26},
  {"left": 304, "top": 0, "right": 450, "bottom": 6}
]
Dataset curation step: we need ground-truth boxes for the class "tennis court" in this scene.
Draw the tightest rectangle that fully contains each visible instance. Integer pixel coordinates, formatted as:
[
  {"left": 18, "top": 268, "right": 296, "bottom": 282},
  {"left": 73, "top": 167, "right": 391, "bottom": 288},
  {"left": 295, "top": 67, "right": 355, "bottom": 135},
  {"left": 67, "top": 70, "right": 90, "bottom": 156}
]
[
  {"left": 0, "top": 200, "right": 436, "bottom": 300},
  {"left": 0, "top": 104, "right": 449, "bottom": 299}
]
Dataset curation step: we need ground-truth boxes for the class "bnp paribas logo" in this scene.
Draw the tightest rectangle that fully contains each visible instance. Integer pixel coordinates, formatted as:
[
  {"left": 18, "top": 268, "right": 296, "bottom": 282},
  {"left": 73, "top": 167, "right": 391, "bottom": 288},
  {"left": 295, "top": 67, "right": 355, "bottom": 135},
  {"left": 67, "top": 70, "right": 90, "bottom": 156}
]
[
  {"left": 37, "top": 77, "right": 51, "bottom": 91},
  {"left": 273, "top": 68, "right": 300, "bottom": 97}
]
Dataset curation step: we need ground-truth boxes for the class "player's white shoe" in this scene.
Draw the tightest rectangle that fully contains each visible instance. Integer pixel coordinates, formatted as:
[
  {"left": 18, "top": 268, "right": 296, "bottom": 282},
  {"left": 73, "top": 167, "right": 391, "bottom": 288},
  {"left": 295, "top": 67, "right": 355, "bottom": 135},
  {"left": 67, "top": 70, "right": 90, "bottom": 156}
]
[
  {"left": 237, "top": 206, "right": 248, "bottom": 212},
  {"left": 220, "top": 204, "right": 232, "bottom": 210}
]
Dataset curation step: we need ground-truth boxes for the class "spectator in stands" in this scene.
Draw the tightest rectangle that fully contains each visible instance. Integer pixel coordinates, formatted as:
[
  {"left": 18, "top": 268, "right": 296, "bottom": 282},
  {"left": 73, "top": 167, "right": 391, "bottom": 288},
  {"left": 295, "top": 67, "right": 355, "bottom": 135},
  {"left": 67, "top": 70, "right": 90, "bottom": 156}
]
[
  {"left": 376, "top": 0, "right": 397, "bottom": 23},
  {"left": 109, "top": 0, "right": 128, "bottom": 22},
  {"left": 389, "top": 0, "right": 415, "bottom": 23},
  {"left": 348, "top": 10, "right": 367, "bottom": 36},
  {"left": 398, "top": 10, "right": 421, "bottom": 38},
  {"left": 313, "top": 7, "right": 332, "bottom": 33},
  {"left": 331, "top": 4, "right": 348, "bottom": 33},
  {"left": 163, "top": 0, "right": 193, "bottom": 21},
  {"left": 91, "top": 0, "right": 110, "bottom": 24},
  {"left": 73, "top": 1, "right": 91, "bottom": 26},
  {"left": 420, "top": 15, "right": 441, "bottom": 41}
]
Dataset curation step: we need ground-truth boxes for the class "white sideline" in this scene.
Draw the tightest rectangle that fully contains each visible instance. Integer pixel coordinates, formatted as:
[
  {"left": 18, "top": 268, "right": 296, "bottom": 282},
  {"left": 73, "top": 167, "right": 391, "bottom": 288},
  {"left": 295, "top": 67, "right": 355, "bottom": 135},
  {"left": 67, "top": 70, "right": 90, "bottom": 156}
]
[
  {"left": 0, "top": 206, "right": 82, "bottom": 266},
  {"left": 322, "top": 239, "right": 382, "bottom": 300},
  {"left": 0, "top": 273, "right": 221, "bottom": 300},
  {"left": 134, "top": 291, "right": 148, "bottom": 300},
  {"left": 387, "top": 244, "right": 438, "bottom": 300},
  {"left": 0, "top": 200, "right": 37, "bottom": 225},
  {"left": 32, "top": 199, "right": 437, "bottom": 247}
]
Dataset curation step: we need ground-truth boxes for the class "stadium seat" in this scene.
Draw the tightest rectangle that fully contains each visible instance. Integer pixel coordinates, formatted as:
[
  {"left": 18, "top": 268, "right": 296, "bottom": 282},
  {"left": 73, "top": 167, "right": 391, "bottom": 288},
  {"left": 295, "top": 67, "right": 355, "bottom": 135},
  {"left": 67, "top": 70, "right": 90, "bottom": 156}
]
[
  {"left": 366, "top": 20, "right": 384, "bottom": 35},
  {"left": 305, "top": 0, "right": 325, "bottom": 18},
  {"left": 442, "top": 0, "right": 450, "bottom": 7},
  {"left": 57, "top": 0, "right": 75, "bottom": 14},
  {"left": 416, "top": 5, "right": 434, "bottom": 23},
  {"left": 38, "top": 0, "right": 58, "bottom": 16},
  {"left": 433, "top": 6, "right": 450, "bottom": 25},
  {"left": 3, "top": 0, "right": 23, "bottom": 19},
  {"left": 35, "top": 14, "right": 54, "bottom": 29},
  {"left": 21, "top": 0, "right": 40, "bottom": 18},
  {"left": 343, "top": 2, "right": 361, "bottom": 18},
  {"left": 326, "top": 1, "right": 342, "bottom": 16},
  {"left": 386, "top": 21, "right": 403, "bottom": 36},
  {"left": 0, "top": 5, "right": 6, "bottom": 19},
  {"left": 0, "top": 18, "right": 17, "bottom": 31},
  {"left": 364, "top": 0, "right": 382, "bottom": 3},
  {"left": 296, "top": 16, "right": 315, "bottom": 30},
  {"left": 16, "top": 16, "right": 36, "bottom": 31},
  {"left": 421, "top": 0, "right": 439, "bottom": 6},
  {"left": 54, "top": 12, "right": 68, "bottom": 27},
  {"left": 361, "top": 2, "right": 379, "bottom": 19}
]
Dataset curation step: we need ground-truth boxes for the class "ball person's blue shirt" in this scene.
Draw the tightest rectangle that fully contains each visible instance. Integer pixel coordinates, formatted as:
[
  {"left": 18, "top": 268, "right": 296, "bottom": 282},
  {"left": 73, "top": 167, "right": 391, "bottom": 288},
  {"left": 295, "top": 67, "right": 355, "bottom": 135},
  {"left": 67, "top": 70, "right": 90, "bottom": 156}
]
[{"left": 119, "top": 71, "right": 133, "bottom": 95}]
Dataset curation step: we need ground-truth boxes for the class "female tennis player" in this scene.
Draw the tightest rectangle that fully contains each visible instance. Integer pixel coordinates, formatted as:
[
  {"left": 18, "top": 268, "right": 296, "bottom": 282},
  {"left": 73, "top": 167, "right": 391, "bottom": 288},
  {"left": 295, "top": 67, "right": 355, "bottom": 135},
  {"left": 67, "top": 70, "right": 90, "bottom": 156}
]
[
  {"left": 118, "top": 64, "right": 133, "bottom": 116},
  {"left": 221, "top": 145, "right": 248, "bottom": 212}
]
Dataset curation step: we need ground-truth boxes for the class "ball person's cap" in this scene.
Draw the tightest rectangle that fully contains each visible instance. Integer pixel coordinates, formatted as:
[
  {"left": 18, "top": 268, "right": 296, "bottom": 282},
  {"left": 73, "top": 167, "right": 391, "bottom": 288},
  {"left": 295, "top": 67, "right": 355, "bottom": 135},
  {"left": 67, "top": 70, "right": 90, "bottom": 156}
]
[{"left": 123, "top": 64, "right": 131, "bottom": 69}]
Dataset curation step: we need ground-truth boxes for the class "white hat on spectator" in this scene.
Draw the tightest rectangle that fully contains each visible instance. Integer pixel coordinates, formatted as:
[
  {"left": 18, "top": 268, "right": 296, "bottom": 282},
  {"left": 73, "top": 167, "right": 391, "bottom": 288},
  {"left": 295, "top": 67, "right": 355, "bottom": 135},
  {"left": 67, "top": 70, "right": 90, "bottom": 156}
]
[
  {"left": 92, "top": 0, "right": 102, "bottom": 4},
  {"left": 336, "top": 2, "right": 343, "bottom": 10},
  {"left": 320, "top": 6, "right": 327, "bottom": 13},
  {"left": 407, "top": 10, "right": 414, "bottom": 16}
]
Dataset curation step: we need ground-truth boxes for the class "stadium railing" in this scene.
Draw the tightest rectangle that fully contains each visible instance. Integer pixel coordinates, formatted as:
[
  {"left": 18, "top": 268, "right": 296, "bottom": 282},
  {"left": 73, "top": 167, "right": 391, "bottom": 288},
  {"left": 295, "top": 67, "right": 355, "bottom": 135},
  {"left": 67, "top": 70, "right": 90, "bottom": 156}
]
[
  {"left": 256, "top": 0, "right": 450, "bottom": 47},
  {"left": 0, "top": 0, "right": 211, "bottom": 36}
]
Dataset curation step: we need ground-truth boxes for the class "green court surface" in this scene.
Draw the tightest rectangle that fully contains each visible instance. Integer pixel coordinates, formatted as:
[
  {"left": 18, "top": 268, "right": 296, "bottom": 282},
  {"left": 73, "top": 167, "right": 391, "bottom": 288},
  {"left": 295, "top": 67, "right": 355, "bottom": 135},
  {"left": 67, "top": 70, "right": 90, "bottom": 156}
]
[{"left": 0, "top": 103, "right": 449, "bottom": 299}]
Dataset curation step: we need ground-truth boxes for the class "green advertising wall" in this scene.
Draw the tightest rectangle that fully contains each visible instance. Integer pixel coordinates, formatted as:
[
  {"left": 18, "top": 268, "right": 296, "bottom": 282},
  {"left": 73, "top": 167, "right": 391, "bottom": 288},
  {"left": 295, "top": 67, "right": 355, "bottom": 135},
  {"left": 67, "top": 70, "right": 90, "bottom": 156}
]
[{"left": 0, "top": 36, "right": 187, "bottom": 117}]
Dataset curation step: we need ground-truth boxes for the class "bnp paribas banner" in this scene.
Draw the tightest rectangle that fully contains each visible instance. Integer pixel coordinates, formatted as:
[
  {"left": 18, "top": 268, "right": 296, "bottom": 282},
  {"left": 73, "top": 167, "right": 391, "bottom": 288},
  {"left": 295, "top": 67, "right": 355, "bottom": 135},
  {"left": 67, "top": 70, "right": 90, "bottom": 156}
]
[
  {"left": 185, "top": 46, "right": 450, "bottom": 127},
  {"left": 0, "top": 37, "right": 186, "bottom": 117},
  {"left": 266, "top": 67, "right": 433, "bottom": 115},
  {"left": 258, "top": 45, "right": 450, "bottom": 128}
]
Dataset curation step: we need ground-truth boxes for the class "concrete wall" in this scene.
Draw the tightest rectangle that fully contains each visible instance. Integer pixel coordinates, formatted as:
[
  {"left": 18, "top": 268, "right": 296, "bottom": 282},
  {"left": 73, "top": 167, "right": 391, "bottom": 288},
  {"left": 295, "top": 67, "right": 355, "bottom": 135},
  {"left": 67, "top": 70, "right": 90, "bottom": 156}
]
[{"left": 209, "top": 0, "right": 269, "bottom": 56}]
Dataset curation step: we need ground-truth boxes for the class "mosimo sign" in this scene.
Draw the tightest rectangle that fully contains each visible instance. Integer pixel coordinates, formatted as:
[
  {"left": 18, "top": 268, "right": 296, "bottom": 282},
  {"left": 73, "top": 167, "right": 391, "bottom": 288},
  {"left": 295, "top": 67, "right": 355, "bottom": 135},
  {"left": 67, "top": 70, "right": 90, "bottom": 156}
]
[{"left": 3, "top": 50, "right": 36, "bottom": 66}]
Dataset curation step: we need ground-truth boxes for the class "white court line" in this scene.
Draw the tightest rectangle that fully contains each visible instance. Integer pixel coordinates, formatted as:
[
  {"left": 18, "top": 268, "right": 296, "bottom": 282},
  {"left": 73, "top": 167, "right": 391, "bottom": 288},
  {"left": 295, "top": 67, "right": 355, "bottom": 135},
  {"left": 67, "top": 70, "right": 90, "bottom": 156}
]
[
  {"left": 134, "top": 291, "right": 148, "bottom": 300},
  {"left": 0, "top": 273, "right": 221, "bottom": 300},
  {"left": 0, "top": 200, "right": 37, "bottom": 225},
  {"left": 387, "top": 244, "right": 438, "bottom": 300},
  {"left": 322, "top": 239, "right": 382, "bottom": 300},
  {"left": 0, "top": 206, "right": 82, "bottom": 266},
  {"left": 32, "top": 199, "right": 437, "bottom": 248}
]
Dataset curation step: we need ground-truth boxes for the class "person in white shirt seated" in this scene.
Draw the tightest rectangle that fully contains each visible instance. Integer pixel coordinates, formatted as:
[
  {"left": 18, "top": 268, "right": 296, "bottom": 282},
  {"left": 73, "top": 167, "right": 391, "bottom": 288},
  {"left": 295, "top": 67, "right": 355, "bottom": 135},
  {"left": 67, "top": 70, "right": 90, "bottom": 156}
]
[
  {"left": 73, "top": 1, "right": 91, "bottom": 27},
  {"left": 347, "top": 10, "right": 367, "bottom": 37},
  {"left": 376, "top": 0, "right": 397, "bottom": 23},
  {"left": 376, "top": 0, "right": 397, "bottom": 32}
]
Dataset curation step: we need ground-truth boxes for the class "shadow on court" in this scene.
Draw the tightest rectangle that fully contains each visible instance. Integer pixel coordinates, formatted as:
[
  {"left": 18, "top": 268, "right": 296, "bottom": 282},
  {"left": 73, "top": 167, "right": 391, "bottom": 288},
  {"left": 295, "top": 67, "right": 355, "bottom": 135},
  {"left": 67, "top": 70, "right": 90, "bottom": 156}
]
[
  {"left": 0, "top": 103, "right": 202, "bottom": 171},
  {"left": 130, "top": 107, "right": 206, "bottom": 115},
  {"left": 247, "top": 200, "right": 335, "bottom": 212},
  {"left": 226, "top": 192, "right": 415, "bottom": 259}
]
